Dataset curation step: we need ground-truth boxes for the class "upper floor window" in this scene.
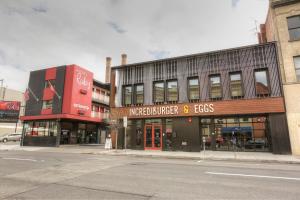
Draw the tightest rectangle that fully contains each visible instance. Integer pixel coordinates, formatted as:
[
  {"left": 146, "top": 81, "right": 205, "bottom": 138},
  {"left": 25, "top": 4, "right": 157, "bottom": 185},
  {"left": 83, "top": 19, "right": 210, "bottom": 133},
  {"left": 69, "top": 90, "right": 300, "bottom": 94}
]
[
  {"left": 42, "top": 100, "right": 53, "bottom": 109},
  {"left": 294, "top": 56, "right": 300, "bottom": 82},
  {"left": 254, "top": 69, "right": 270, "bottom": 96},
  {"left": 188, "top": 78, "right": 199, "bottom": 100},
  {"left": 167, "top": 80, "right": 178, "bottom": 102},
  {"left": 123, "top": 85, "right": 132, "bottom": 105},
  {"left": 230, "top": 72, "right": 243, "bottom": 98},
  {"left": 210, "top": 75, "right": 222, "bottom": 99},
  {"left": 135, "top": 84, "right": 144, "bottom": 105},
  {"left": 153, "top": 81, "right": 164, "bottom": 103},
  {"left": 287, "top": 15, "right": 300, "bottom": 41},
  {"left": 44, "top": 80, "right": 55, "bottom": 89}
]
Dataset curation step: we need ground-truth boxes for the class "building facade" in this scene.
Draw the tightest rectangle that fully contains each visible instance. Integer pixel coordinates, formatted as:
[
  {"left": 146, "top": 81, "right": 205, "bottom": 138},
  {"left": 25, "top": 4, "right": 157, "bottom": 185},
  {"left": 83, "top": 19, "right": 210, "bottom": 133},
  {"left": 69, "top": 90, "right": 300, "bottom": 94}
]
[
  {"left": 20, "top": 65, "right": 110, "bottom": 147},
  {"left": 110, "top": 42, "right": 291, "bottom": 154},
  {"left": 259, "top": 0, "right": 300, "bottom": 155},
  {"left": 0, "top": 87, "right": 24, "bottom": 136}
]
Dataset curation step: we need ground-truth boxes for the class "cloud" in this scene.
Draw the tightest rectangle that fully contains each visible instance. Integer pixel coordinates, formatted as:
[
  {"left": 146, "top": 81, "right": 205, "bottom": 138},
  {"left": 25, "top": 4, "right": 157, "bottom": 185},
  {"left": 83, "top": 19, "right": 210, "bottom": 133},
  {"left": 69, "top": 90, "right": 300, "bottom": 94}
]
[
  {"left": 0, "top": 0, "right": 269, "bottom": 92},
  {"left": 232, "top": 0, "right": 240, "bottom": 8},
  {"left": 107, "top": 21, "right": 126, "bottom": 34},
  {"left": 148, "top": 50, "right": 170, "bottom": 59}
]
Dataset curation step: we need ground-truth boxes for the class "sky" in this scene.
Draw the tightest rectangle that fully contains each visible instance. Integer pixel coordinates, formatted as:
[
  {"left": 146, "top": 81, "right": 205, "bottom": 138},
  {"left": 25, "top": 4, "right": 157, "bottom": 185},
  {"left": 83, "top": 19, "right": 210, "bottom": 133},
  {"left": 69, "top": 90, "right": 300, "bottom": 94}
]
[{"left": 0, "top": 0, "right": 269, "bottom": 92}]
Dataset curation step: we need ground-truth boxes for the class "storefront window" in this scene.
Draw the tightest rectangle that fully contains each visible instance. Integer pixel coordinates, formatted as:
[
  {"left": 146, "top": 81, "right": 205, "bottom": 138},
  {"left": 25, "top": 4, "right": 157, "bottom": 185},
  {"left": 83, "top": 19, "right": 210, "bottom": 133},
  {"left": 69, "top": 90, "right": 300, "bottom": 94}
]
[
  {"left": 167, "top": 80, "right": 178, "bottom": 102},
  {"left": 24, "top": 121, "right": 58, "bottom": 137},
  {"left": 255, "top": 70, "right": 270, "bottom": 96},
  {"left": 230, "top": 73, "right": 243, "bottom": 98},
  {"left": 135, "top": 84, "right": 144, "bottom": 105},
  {"left": 123, "top": 85, "right": 132, "bottom": 105},
  {"left": 210, "top": 75, "right": 222, "bottom": 99},
  {"left": 188, "top": 78, "right": 199, "bottom": 100},
  {"left": 165, "top": 119, "right": 173, "bottom": 151},
  {"left": 153, "top": 82, "right": 164, "bottom": 103}
]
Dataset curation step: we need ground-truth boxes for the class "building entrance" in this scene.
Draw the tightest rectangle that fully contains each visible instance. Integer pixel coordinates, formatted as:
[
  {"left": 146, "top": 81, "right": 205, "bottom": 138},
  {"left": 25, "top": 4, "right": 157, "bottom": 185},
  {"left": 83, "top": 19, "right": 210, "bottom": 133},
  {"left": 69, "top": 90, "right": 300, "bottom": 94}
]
[{"left": 144, "top": 124, "right": 162, "bottom": 150}]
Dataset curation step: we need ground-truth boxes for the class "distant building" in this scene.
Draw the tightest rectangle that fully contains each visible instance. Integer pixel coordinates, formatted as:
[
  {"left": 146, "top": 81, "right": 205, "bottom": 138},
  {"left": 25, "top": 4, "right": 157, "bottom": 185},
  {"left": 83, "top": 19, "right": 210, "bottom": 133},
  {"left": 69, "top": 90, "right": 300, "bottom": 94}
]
[
  {"left": 259, "top": 0, "right": 300, "bottom": 155},
  {"left": 0, "top": 87, "right": 24, "bottom": 136},
  {"left": 20, "top": 65, "right": 110, "bottom": 147}
]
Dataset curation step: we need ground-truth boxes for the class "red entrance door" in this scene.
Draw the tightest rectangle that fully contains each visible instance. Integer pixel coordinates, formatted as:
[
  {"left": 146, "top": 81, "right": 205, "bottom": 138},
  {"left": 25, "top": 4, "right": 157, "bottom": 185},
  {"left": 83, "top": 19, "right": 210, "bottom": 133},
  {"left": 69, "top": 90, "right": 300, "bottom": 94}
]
[{"left": 144, "top": 124, "right": 162, "bottom": 150}]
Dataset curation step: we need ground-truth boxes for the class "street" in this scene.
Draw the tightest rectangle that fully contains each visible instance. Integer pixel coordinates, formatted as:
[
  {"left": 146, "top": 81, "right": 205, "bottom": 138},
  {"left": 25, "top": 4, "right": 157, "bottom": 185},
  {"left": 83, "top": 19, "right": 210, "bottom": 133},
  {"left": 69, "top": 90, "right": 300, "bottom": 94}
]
[{"left": 0, "top": 150, "right": 300, "bottom": 199}]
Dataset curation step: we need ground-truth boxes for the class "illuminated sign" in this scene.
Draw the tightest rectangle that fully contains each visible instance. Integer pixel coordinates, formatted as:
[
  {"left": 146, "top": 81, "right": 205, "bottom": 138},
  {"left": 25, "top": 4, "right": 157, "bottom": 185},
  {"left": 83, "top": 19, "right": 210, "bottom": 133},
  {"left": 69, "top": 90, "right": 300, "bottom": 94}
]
[{"left": 0, "top": 101, "right": 20, "bottom": 122}]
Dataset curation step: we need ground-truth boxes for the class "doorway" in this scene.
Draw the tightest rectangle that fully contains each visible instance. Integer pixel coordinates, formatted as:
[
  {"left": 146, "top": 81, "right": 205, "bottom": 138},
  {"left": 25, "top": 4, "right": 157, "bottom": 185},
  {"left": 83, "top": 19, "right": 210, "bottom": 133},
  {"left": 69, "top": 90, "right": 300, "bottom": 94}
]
[{"left": 144, "top": 124, "right": 162, "bottom": 150}]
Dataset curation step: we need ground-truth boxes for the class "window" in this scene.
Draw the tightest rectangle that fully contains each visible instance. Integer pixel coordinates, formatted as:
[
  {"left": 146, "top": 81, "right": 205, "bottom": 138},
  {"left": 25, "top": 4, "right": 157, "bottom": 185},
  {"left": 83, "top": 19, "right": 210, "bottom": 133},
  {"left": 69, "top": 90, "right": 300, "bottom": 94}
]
[
  {"left": 42, "top": 100, "right": 53, "bottom": 109},
  {"left": 255, "top": 70, "right": 270, "bottom": 96},
  {"left": 153, "top": 82, "right": 165, "bottom": 103},
  {"left": 135, "top": 84, "right": 144, "bottom": 104},
  {"left": 294, "top": 56, "right": 300, "bottom": 81},
  {"left": 167, "top": 80, "right": 178, "bottom": 102},
  {"left": 210, "top": 75, "right": 222, "bottom": 99},
  {"left": 44, "top": 80, "right": 55, "bottom": 89},
  {"left": 188, "top": 78, "right": 199, "bottom": 100},
  {"left": 123, "top": 86, "right": 132, "bottom": 105},
  {"left": 287, "top": 15, "right": 300, "bottom": 41},
  {"left": 230, "top": 73, "right": 243, "bottom": 98}
]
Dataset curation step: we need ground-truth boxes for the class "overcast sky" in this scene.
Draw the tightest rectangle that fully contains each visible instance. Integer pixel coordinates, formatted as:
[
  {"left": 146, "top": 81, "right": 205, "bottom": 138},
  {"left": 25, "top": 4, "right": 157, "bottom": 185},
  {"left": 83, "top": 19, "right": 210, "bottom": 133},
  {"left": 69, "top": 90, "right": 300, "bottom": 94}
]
[{"left": 0, "top": 0, "right": 268, "bottom": 92}]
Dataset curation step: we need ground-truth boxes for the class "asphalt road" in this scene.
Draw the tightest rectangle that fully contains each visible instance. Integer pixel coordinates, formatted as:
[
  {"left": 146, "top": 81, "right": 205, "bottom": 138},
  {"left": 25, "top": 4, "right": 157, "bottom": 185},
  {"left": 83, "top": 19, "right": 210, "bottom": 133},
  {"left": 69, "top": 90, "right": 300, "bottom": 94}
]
[{"left": 0, "top": 150, "right": 300, "bottom": 200}]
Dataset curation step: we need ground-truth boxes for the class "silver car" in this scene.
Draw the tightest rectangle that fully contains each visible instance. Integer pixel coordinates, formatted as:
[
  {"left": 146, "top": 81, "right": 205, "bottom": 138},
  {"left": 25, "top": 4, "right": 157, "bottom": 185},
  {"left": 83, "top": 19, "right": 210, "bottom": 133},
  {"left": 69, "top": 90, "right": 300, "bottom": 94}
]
[{"left": 0, "top": 133, "right": 22, "bottom": 143}]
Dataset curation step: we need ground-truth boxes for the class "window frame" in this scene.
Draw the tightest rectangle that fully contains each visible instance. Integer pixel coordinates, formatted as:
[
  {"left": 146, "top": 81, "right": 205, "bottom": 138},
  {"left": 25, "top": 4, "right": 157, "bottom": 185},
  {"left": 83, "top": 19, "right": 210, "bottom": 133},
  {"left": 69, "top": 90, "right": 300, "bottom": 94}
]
[
  {"left": 187, "top": 76, "right": 200, "bottom": 101},
  {"left": 134, "top": 84, "right": 144, "bottom": 105},
  {"left": 153, "top": 81, "right": 165, "bottom": 104},
  {"left": 229, "top": 71, "right": 244, "bottom": 99},
  {"left": 42, "top": 99, "right": 53, "bottom": 110},
  {"left": 293, "top": 56, "right": 300, "bottom": 82},
  {"left": 287, "top": 15, "right": 300, "bottom": 41},
  {"left": 166, "top": 79, "right": 178, "bottom": 103},
  {"left": 209, "top": 74, "right": 223, "bottom": 100},
  {"left": 122, "top": 85, "right": 133, "bottom": 106},
  {"left": 254, "top": 68, "right": 271, "bottom": 97}
]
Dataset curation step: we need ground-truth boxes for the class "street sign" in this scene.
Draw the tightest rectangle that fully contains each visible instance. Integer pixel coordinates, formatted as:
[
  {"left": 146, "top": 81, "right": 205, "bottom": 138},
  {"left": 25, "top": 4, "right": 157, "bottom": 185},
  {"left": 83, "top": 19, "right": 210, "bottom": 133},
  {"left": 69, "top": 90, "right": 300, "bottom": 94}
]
[{"left": 123, "top": 116, "right": 127, "bottom": 128}]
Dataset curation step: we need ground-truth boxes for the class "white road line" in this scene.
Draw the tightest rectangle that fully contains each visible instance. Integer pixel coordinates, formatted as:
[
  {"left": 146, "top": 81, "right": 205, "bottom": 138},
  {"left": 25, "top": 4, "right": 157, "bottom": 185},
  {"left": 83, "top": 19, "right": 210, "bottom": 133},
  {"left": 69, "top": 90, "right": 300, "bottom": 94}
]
[
  {"left": 205, "top": 171, "right": 300, "bottom": 181},
  {"left": 2, "top": 157, "right": 44, "bottom": 162}
]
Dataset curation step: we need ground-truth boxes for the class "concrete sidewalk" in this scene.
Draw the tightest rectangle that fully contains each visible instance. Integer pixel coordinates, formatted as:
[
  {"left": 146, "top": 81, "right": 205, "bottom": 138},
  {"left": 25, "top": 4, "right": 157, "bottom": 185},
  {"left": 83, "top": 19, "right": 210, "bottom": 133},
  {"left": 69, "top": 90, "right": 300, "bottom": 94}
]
[{"left": 1, "top": 144, "right": 300, "bottom": 164}]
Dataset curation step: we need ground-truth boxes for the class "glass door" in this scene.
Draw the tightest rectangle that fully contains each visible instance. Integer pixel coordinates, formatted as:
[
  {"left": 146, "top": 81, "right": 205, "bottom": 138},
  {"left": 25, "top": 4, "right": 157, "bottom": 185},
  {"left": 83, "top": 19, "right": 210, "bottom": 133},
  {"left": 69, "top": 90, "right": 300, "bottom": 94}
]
[{"left": 144, "top": 124, "right": 162, "bottom": 150}]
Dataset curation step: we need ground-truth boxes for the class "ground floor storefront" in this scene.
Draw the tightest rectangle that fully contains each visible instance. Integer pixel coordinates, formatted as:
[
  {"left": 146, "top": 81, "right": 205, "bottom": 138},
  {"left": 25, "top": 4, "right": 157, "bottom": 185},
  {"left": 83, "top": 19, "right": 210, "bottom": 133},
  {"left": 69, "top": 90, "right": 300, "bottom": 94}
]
[
  {"left": 21, "top": 120, "right": 108, "bottom": 147},
  {"left": 114, "top": 114, "right": 290, "bottom": 154}
]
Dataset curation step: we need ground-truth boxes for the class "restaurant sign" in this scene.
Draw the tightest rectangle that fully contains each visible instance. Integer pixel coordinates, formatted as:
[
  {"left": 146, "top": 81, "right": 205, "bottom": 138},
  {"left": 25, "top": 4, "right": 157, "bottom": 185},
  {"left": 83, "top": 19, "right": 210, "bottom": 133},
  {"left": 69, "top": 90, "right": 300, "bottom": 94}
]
[{"left": 129, "top": 103, "right": 214, "bottom": 117}]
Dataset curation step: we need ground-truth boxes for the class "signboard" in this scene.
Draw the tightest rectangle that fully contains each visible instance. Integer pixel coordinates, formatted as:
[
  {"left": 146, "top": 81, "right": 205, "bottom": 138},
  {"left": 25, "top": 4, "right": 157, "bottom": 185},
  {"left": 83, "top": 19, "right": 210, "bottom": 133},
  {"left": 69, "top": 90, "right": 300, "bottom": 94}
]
[{"left": 0, "top": 101, "right": 20, "bottom": 122}]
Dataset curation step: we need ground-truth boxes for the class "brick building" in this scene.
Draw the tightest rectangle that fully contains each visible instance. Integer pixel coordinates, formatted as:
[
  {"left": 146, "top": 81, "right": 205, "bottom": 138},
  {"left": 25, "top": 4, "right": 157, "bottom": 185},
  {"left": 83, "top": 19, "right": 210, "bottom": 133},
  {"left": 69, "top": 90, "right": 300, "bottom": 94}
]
[{"left": 259, "top": 0, "right": 300, "bottom": 155}]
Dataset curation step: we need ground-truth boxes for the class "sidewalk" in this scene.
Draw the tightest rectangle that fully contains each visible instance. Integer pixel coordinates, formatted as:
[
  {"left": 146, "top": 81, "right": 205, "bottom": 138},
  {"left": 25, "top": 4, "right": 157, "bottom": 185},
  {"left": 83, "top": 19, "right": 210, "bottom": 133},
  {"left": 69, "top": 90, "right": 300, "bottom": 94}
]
[{"left": 1, "top": 144, "right": 300, "bottom": 164}]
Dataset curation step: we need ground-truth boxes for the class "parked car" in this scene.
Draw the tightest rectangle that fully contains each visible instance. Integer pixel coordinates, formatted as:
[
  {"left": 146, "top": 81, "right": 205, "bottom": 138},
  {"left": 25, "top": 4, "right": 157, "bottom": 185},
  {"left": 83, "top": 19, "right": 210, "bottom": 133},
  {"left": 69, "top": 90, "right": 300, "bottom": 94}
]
[{"left": 0, "top": 133, "right": 22, "bottom": 143}]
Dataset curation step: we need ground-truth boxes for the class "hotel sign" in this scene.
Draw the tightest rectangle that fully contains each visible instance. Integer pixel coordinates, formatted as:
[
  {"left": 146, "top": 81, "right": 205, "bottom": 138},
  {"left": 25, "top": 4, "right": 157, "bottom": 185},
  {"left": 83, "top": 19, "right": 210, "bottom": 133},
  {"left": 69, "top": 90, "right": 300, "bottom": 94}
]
[{"left": 129, "top": 103, "right": 214, "bottom": 117}]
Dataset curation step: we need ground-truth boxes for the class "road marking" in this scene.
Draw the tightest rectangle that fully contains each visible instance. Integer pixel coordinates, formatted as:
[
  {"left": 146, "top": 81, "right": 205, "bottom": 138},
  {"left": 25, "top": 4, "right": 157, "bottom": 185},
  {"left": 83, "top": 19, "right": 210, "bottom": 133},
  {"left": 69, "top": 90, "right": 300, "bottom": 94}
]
[
  {"left": 205, "top": 171, "right": 300, "bottom": 181},
  {"left": 2, "top": 157, "right": 44, "bottom": 162}
]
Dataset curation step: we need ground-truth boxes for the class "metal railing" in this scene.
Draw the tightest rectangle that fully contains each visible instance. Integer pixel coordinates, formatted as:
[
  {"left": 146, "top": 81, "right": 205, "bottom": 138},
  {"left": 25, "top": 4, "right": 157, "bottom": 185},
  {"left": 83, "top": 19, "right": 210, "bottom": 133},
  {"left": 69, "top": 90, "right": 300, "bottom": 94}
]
[{"left": 92, "top": 93, "right": 109, "bottom": 105}]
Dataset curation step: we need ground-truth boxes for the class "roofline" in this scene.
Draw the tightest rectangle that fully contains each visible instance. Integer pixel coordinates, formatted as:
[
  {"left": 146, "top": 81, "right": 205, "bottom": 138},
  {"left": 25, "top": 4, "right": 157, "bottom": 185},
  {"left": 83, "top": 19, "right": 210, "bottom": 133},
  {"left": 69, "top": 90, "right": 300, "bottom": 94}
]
[
  {"left": 111, "top": 42, "right": 277, "bottom": 70},
  {"left": 271, "top": 0, "right": 300, "bottom": 8}
]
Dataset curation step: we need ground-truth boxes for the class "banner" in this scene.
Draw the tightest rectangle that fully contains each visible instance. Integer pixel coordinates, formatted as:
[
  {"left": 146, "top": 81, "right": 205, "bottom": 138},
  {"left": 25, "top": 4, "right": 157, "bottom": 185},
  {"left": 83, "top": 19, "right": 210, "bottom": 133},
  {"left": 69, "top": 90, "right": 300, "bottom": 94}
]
[{"left": 0, "top": 101, "right": 20, "bottom": 122}]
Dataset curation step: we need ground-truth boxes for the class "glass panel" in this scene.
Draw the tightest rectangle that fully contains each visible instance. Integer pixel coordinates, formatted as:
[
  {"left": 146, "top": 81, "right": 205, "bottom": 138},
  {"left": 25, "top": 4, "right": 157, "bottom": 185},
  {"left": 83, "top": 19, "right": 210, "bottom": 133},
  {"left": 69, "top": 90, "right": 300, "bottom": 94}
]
[
  {"left": 167, "top": 80, "right": 178, "bottom": 101},
  {"left": 154, "top": 126, "right": 161, "bottom": 148},
  {"left": 289, "top": 28, "right": 300, "bottom": 41},
  {"left": 188, "top": 78, "right": 199, "bottom": 100},
  {"left": 230, "top": 73, "right": 243, "bottom": 97},
  {"left": 201, "top": 118, "right": 211, "bottom": 124},
  {"left": 154, "top": 82, "right": 164, "bottom": 103},
  {"left": 124, "top": 86, "right": 132, "bottom": 105},
  {"left": 135, "top": 85, "right": 144, "bottom": 104},
  {"left": 255, "top": 70, "right": 269, "bottom": 95},
  {"left": 210, "top": 76, "right": 222, "bottom": 98},
  {"left": 293, "top": 57, "right": 300, "bottom": 81},
  {"left": 287, "top": 16, "right": 300, "bottom": 29},
  {"left": 42, "top": 100, "right": 53, "bottom": 109},
  {"left": 165, "top": 119, "right": 173, "bottom": 150},
  {"left": 145, "top": 126, "right": 152, "bottom": 147}
]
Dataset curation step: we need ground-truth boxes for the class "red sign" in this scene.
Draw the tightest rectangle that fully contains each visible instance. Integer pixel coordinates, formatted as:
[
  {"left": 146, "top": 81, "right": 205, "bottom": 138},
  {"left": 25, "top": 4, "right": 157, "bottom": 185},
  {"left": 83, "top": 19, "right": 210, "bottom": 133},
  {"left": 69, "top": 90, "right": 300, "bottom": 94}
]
[
  {"left": 0, "top": 101, "right": 20, "bottom": 122},
  {"left": 62, "top": 65, "right": 93, "bottom": 117}
]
